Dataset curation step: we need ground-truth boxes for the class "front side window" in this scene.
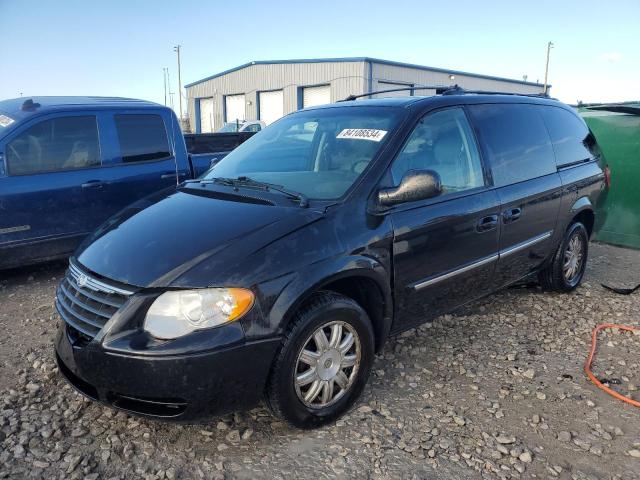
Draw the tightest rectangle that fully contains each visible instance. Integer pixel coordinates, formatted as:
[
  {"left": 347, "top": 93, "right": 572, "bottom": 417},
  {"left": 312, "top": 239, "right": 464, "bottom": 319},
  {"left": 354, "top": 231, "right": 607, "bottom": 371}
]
[
  {"left": 538, "top": 106, "right": 600, "bottom": 167},
  {"left": 205, "top": 107, "right": 404, "bottom": 200},
  {"left": 469, "top": 104, "right": 556, "bottom": 186},
  {"left": 391, "top": 107, "right": 485, "bottom": 194},
  {"left": 6, "top": 116, "right": 100, "bottom": 175},
  {"left": 114, "top": 114, "right": 171, "bottom": 163}
]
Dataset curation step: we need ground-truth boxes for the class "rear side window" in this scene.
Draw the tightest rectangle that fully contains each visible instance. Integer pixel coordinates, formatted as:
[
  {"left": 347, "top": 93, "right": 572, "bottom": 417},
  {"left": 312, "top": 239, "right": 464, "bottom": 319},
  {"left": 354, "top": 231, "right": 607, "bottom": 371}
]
[
  {"left": 114, "top": 114, "right": 171, "bottom": 163},
  {"left": 538, "top": 106, "right": 599, "bottom": 167},
  {"left": 6, "top": 116, "right": 100, "bottom": 175},
  {"left": 469, "top": 104, "right": 556, "bottom": 186}
]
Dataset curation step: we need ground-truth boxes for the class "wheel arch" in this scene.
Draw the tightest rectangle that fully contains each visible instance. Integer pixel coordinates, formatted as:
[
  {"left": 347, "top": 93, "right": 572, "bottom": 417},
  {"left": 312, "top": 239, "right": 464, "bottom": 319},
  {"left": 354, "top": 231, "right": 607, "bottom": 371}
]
[
  {"left": 569, "top": 196, "right": 595, "bottom": 238},
  {"left": 270, "top": 256, "right": 393, "bottom": 353}
]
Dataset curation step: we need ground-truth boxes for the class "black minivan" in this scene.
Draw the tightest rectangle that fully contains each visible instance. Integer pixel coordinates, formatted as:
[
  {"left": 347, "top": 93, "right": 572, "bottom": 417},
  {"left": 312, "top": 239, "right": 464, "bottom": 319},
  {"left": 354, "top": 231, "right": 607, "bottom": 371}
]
[{"left": 54, "top": 91, "right": 605, "bottom": 428}]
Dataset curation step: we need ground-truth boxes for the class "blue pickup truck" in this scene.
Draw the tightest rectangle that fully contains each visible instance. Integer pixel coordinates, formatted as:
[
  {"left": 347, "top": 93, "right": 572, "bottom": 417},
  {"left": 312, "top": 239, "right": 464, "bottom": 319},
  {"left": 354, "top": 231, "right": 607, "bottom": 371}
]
[{"left": 0, "top": 97, "right": 231, "bottom": 270}]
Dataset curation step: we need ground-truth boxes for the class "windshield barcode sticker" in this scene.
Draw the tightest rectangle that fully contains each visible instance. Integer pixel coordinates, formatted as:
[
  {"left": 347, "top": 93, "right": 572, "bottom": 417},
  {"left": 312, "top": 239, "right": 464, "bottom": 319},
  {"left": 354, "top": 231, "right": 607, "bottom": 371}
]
[{"left": 337, "top": 129, "right": 387, "bottom": 142}]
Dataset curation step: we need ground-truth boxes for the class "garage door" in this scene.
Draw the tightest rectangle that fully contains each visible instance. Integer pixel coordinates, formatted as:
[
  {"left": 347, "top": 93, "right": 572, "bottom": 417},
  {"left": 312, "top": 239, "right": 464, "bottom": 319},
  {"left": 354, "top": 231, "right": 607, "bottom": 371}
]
[
  {"left": 258, "top": 90, "right": 283, "bottom": 125},
  {"left": 302, "top": 85, "right": 331, "bottom": 108},
  {"left": 225, "top": 94, "right": 245, "bottom": 123},
  {"left": 199, "top": 97, "right": 215, "bottom": 133}
]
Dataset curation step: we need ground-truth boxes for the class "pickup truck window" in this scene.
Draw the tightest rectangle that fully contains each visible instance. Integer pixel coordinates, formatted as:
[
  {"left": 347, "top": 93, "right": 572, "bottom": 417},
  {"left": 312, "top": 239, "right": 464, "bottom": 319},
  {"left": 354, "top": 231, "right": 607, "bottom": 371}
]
[
  {"left": 6, "top": 116, "right": 100, "bottom": 175},
  {"left": 469, "top": 104, "right": 556, "bottom": 186},
  {"left": 391, "top": 107, "right": 484, "bottom": 195},
  {"left": 114, "top": 114, "right": 171, "bottom": 163}
]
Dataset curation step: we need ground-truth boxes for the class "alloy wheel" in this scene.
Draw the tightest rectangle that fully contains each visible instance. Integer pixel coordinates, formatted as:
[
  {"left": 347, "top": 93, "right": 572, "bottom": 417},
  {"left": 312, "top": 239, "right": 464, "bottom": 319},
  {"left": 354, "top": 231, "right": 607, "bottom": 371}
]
[
  {"left": 294, "top": 321, "right": 361, "bottom": 409},
  {"left": 563, "top": 234, "right": 584, "bottom": 282}
]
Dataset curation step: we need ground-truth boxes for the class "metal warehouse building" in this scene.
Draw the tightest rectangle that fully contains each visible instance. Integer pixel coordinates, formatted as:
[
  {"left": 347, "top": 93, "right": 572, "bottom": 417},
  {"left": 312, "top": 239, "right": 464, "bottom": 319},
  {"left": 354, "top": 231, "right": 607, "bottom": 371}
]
[{"left": 185, "top": 57, "right": 545, "bottom": 133}]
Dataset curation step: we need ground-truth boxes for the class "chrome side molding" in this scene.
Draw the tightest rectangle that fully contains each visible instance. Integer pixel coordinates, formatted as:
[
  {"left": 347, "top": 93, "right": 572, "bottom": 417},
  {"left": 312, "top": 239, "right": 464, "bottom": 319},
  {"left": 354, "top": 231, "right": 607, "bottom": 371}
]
[
  {"left": 412, "top": 230, "right": 553, "bottom": 291},
  {"left": 498, "top": 231, "right": 553, "bottom": 258},
  {"left": 412, "top": 254, "right": 499, "bottom": 290}
]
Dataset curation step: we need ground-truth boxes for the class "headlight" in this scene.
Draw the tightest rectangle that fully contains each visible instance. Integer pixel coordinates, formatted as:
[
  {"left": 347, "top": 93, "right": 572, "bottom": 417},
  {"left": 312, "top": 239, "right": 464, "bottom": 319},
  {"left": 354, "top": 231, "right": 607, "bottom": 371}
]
[{"left": 144, "top": 288, "right": 254, "bottom": 339}]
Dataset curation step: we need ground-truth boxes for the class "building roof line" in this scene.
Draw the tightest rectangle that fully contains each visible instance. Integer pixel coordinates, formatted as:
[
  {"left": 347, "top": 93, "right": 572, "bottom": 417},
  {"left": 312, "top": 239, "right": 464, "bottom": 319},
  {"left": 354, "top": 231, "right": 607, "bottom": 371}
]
[{"left": 184, "top": 57, "right": 545, "bottom": 89}]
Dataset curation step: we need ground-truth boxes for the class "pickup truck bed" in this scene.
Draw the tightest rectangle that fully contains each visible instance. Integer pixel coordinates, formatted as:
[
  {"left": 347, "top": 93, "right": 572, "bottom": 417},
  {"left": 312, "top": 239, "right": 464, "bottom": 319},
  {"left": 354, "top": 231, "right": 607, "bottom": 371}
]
[{"left": 185, "top": 132, "right": 255, "bottom": 176}]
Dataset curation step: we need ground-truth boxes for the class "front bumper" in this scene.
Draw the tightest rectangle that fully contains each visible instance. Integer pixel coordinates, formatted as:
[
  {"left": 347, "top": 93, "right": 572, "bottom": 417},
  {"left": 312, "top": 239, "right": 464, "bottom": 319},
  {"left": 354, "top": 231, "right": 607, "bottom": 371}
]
[{"left": 54, "top": 322, "right": 281, "bottom": 422}]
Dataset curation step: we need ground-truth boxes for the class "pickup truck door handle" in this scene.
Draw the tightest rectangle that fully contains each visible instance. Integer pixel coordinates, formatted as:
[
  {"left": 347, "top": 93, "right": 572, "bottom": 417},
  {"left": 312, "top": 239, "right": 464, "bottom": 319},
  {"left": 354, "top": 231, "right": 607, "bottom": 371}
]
[
  {"left": 476, "top": 214, "right": 499, "bottom": 232},
  {"left": 161, "top": 172, "right": 187, "bottom": 180},
  {"left": 80, "top": 180, "right": 105, "bottom": 189},
  {"left": 502, "top": 207, "right": 522, "bottom": 223}
]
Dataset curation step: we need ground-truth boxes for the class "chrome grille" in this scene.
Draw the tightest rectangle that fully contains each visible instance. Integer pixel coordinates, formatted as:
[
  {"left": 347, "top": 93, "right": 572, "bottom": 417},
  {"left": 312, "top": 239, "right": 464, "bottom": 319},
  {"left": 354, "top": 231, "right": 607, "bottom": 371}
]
[{"left": 56, "top": 262, "right": 134, "bottom": 341}]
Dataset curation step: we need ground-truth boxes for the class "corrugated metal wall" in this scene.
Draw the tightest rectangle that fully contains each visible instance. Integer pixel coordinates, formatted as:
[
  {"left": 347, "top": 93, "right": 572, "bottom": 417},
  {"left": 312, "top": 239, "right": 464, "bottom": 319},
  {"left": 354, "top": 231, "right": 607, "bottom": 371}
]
[
  {"left": 186, "top": 60, "right": 545, "bottom": 132},
  {"left": 371, "top": 62, "right": 544, "bottom": 95},
  {"left": 187, "top": 61, "right": 367, "bottom": 132}
]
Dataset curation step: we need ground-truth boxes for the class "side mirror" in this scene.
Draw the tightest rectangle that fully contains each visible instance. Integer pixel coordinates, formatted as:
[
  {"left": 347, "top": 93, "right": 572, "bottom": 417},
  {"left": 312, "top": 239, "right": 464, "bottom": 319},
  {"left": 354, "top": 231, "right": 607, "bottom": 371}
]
[{"left": 378, "top": 169, "right": 442, "bottom": 207}]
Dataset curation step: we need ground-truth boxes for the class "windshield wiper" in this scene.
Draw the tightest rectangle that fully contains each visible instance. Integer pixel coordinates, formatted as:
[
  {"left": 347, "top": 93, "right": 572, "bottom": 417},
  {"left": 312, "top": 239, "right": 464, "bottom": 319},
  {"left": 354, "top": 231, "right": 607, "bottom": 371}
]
[{"left": 210, "top": 176, "right": 309, "bottom": 207}]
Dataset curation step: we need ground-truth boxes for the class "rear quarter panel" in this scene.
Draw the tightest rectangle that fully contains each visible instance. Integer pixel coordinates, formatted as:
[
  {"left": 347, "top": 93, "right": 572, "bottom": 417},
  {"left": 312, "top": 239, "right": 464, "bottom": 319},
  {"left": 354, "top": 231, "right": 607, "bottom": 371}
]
[{"left": 557, "top": 161, "right": 605, "bottom": 236}]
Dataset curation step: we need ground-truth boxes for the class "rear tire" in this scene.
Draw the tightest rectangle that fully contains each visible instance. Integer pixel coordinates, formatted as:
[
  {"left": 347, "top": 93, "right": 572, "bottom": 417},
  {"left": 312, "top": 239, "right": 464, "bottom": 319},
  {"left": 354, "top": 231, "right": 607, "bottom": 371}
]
[
  {"left": 538, "top": 222, "right": 589, "bottom": 292},
  {"left": 266, "top": 291, "right": 374, "bottom": 429}
]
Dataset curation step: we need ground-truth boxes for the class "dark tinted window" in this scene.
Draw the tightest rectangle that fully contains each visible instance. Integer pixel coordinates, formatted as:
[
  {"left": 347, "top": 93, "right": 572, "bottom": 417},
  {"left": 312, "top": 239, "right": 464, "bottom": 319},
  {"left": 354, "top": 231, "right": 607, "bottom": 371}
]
[
  {"left": 391, "top": 107, "right": 485, "bottom": 194},
  {"left": 469, "top": 104, "right": 556, "bottom": 186},
  {"left": 538, "top": 106, "right": 599, "bottom": 167},
  {"left": 6, "top": 116, "right": 100, "bottom": 175},
  {"left": 184, "top": 133, "right": 253, "bottom": 154},
  {"left": 114, "top": 114, "right": 171, "bottom": 163}
]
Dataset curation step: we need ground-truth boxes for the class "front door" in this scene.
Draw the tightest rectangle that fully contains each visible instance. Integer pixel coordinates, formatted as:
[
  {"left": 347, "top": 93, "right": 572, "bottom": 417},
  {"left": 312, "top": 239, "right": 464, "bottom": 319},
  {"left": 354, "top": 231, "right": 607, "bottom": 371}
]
[
  {"left": 388, "top": 107, "right": 501, "bottom": 331},
  {"left": 0, "top": 114, "right": 104, "bottom": 266}
]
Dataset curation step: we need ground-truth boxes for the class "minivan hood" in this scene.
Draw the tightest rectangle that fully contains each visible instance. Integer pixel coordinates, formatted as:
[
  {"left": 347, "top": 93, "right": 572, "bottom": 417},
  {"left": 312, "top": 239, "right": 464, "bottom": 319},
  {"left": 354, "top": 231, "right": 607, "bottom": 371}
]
[{"left": 76, "top": 188, "right": 323, "bottom": 288}]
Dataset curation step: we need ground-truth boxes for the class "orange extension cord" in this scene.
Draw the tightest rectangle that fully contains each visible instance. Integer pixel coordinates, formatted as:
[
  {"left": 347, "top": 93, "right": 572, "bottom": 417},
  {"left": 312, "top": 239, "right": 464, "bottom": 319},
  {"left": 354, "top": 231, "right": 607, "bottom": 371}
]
[{"left": 584, "top": 323, "right": 640, "bottom": 408}]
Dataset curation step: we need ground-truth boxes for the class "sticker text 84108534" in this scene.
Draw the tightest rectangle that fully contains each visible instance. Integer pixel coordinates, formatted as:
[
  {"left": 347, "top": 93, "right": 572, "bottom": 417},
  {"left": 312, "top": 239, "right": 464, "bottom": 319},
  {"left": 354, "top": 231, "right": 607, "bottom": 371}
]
[{"left": 336, "top": 129, "right": 387, "bottom": 142}]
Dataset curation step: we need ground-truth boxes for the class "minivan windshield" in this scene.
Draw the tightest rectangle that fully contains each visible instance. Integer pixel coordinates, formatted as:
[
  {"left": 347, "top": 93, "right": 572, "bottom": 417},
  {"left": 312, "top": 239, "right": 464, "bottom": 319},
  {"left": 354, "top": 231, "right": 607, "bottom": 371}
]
[{"left": 204, "top": 107, "right": 404, "bottom": 200}]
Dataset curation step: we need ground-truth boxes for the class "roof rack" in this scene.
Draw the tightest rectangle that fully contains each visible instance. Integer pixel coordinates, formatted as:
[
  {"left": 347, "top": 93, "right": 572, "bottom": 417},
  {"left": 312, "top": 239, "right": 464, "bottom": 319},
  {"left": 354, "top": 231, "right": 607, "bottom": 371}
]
[
  {"left": 340, "top": 85, "right": 452, "bottom": 101},
  {"left": 21, "top": 99, "right": 41, "bottom": 112},
  {"left": 442, "top": 85, "right": 553, "bottom": 98},
  {"left": 340, "top": 85, "right": 551, "bottom": 101}
]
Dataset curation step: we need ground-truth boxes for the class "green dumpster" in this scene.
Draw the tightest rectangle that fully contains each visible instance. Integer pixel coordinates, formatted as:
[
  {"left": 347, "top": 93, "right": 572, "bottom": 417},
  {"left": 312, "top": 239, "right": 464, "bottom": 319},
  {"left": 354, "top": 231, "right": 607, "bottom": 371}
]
[{"left": 579, "top": 104, "right": 640, "bottom": 249}]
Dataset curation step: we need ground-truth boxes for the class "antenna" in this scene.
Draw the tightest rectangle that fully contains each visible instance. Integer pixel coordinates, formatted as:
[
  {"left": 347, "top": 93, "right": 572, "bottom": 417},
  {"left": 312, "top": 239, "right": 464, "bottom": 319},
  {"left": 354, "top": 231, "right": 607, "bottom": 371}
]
[{"left": 543, "top": 41, "right": 554, "bottom": 95}]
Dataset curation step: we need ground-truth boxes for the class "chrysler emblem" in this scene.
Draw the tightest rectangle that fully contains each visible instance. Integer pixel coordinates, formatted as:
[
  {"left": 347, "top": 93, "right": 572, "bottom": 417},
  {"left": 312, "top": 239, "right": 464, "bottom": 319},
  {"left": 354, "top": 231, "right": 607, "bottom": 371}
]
[{"left": 77, "top": 273, "right": 89, "bottom": 288}]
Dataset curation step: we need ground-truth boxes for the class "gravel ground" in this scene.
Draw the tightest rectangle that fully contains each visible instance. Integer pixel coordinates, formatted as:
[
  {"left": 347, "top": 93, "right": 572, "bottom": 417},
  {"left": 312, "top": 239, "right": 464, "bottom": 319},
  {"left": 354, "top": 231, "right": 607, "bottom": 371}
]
[{"left": 1, "top": 242, "right": 639, "bottom": 479}]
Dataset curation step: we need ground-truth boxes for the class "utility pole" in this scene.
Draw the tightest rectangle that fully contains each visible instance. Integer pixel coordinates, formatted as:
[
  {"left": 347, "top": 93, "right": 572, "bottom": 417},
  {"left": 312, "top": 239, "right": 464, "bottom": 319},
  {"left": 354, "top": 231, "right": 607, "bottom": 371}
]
[
  {"left": 163, "top": 68, "right": 168, "bottom": 106},
  {"left": 173, "top": 45, "right": 183, "bottom": 120},
  {"left": 543, "top": 41, "right": 554, "bottom": 95}
]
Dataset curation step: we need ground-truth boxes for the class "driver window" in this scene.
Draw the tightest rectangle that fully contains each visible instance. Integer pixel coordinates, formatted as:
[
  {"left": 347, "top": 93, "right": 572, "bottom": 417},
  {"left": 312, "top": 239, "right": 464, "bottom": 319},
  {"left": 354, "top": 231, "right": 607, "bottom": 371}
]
[
  {"left": 390, "top": 107, "right": 484, "bottom": 194},
  {"left": 6, "top": 116, "right": 100, "bottom": 175}
]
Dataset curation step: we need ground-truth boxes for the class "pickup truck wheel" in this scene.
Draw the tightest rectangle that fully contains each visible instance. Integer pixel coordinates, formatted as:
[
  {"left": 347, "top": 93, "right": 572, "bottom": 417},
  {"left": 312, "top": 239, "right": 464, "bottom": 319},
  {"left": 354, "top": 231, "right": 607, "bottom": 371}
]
[
  {"left": 266, "top": 291, "right": 374, "bottom": 429},
  {"left": 539, "top": 222, "right": 589, "bottom": 292}
]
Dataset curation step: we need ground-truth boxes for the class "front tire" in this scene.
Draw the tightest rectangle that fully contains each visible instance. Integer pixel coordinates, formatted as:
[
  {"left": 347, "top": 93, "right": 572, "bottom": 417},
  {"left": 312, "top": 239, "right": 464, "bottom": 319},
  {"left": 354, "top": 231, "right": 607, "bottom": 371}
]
[
  {"left": 266, "top": 291, "right": 375, "bottom": 429},
  {"left": 539, "top": 222, "right": 589, "bottom": 292}
]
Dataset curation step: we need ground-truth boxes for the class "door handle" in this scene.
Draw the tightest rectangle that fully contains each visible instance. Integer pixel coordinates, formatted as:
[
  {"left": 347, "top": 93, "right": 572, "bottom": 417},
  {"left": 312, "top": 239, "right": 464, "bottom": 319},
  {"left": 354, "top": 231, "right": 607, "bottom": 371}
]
[
  {"left": 502, "top": 207, "right": 522, "bottom": 223},
  {"left": 476, "top": 214, "right": 499, "bottom": 232},
  {"left": 80, "top": 180, "right": 104, "bottom": 189}
]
